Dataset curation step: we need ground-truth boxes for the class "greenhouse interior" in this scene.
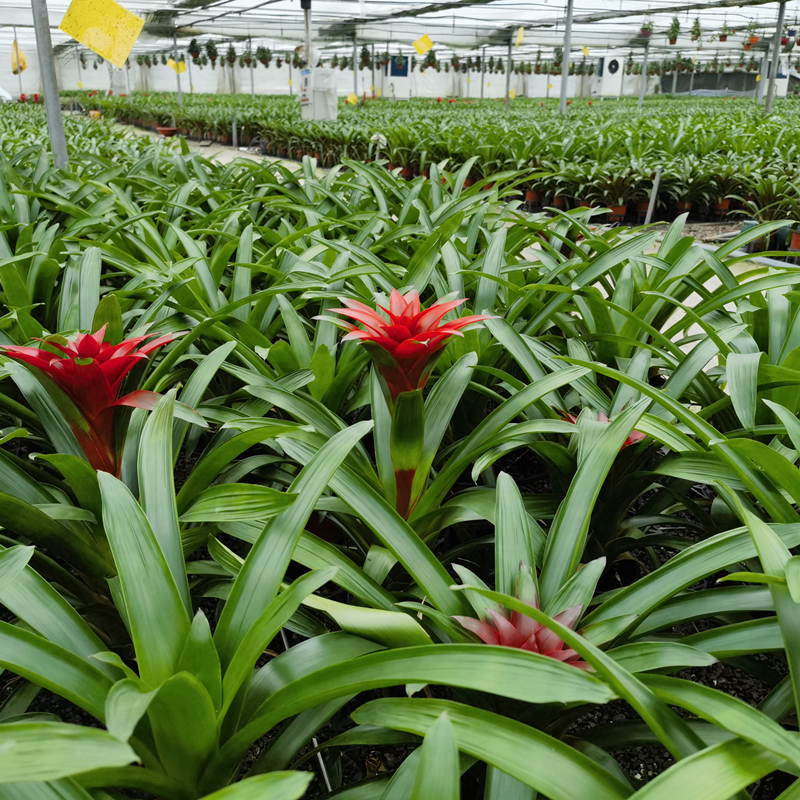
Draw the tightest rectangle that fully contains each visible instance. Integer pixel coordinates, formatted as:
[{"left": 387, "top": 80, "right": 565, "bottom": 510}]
[{"left": 7, "top": 0, "right": 800, "bottom": 798}]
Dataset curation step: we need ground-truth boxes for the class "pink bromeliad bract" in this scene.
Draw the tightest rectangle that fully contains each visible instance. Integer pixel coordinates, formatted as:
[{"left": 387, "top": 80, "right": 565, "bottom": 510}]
[
  {"left": 0, "top": 326, "right": 178, "bottom": 473},
  {"left": 324, "top": 289, "right": 492, "bottom": 401},
  {"left": 454, "top": 567, "right": 590, "bottom": 669}
]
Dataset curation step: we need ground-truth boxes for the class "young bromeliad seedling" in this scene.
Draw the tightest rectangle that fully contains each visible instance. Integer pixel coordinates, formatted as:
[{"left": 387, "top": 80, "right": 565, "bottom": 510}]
[
  {"left": 0, "top": 326, "right": 199, "bottom": 474},
  {"left": 321, "top": 288, "right": 492, "bottom": 518}
]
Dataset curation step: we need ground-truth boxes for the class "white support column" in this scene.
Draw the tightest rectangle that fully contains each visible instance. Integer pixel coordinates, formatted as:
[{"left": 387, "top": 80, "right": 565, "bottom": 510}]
[
  {"left": 638, "top": 40, "right": 650, "bottom": 110},
  {"left": 559, "top": 0, "right": 574, "bottom": 114},
  {"left": 481, "top": 46, "right": 486, "bottom": 98},
  {"left": 353, "top": 37, "right": 358, "bottom": 95},
  {"left": 504, "top": 37, "right": 512, "bottom": 109},
  {"left": 12, "top": 26, "right": 24, "bottom": 99},
  {"left": 173, "top": 32, "right": 183, "bottom": 105},
  {"left": 249, "top": 38, "right": 255, "bottom": 97},
  {"left": 756, "top": 49, "right": 770, "bottom": 103},
  {"left": 765, "top": 0, "right": 787, "bottom": 113},
  {"left": 31, "top": 0, "right": 69, "bottom": 169}
]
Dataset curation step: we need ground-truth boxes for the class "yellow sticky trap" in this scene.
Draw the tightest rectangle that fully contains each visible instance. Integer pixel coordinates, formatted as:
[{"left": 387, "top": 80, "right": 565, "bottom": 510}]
[
  {"left": 77, "top": 80, "right": 83, "bottom": 88},
  {"left": 756, "top": 74, "right": 761, "bottom": 81},
  {"left": 346, "top": 92, "right": 358, "bottom": 105},
  {"left": 371, "top": 84, "right": 374, "bottom": 92},
  {"left": 582, "top": 46, "right": 589, "bottom": 57},
  {"left": 60, "top": 0, "right": 144, "bottom": 69},
  {"left": 413, "top": 34, "right": 433, "bottom": 56},
  {"left": 423, "top": 70, "right": 427, "bottom": 76},
  {"left": 11, "top": 41, "right": 27, "bottom": 75},
  {"left": 487, "top": 81, "right": 491, "bottom": 87},
  {"left": 167, "top": 58, "right": 186, "bottom": 73},
  {"left": 509, "top": 88, "right": 515, "bottom": 99},
  {"left": 288, "top": 79, "right": 293, "bottom": 86},
  {"left": 377, "top": 88, "right": 382, "bottom": 97},
  {"left": 548, "top": 83, "right": 553, "bottom": 89},
  {"left": 467, "top": 76, "right": 470, "bottom": 84},
  {"left": 516, "top": 27, "right": 524, "bottom": 48}
]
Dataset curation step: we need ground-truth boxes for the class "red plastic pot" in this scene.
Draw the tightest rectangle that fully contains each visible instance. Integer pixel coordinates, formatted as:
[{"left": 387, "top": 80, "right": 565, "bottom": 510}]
[
  {"left": 675, "top": 201, "right": 693, "bottom": 213},
  {"left": 525, "top": 189, "right": 540, "bottom": 203},
  {"left": 609, "top": 205, "right": 627, "bottom": 221},
  {"left": 156, "top": 125, "right": 177, "bottom": 137},
  {"left": 791, "top": 230, "right": 800, "bottom": 251},
  {"left": 400, "top": 167, "right": 413, "bottom": 180},
  {"left": 669, "top": 38, "right": 677, "bottom": 44},
  {"left": 552, "top": 196, "right": 565, "bottom": 209},
  {"left": 719, "top": 34, "right": 728, "bottom": 41},
  {"left": 712, "top": 198, "right": 731, "bottom": 212}
]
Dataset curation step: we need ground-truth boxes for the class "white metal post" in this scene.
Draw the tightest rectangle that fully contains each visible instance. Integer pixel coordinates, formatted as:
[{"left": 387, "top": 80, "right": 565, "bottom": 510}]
[
  {"left": 481, "top": 45, "right": 486, "bottom": 99},
  {"left": 638, "top": 39, "right": 650, "bottom": 111},
  {"left": 371, "top": 44, "right": 375, "bottom": 96},
  {"left": 689, "top": 61, "right": 695, "bottom": 94},
  {"left": 353, "top": 37, "right": 358, "bottom": 95},
  {"left": 125, "top": 55, "right": 132, "bottom": 101},
  {"left": 186, "top": 52, "right": 193, "bottom": 93},
  {"left": 671, "top": 53, "right": 679, "bottom": 94},
  {"left": 559, "top": 0, "right": 574, "bottom": 114},
  {"left": 12, "top": 26, "right": 24, "bottom": 99},
  {"left": 504, "top": 37, "right": 512, "bottom": 109},
  {"left": 31, "top": 0, "right": 69, "bottom": 169},
  {"left": 765, "top": 0, "right": 787, "bottom": 113},
  {"left": 173, "top": 32, "right": 183, "bottom": 105},
  {"left": 756, "top": 49, "right": 770, "bottom": 103},
  {"left": 249, "top": 38, "right": 255, "bottom": 97}
]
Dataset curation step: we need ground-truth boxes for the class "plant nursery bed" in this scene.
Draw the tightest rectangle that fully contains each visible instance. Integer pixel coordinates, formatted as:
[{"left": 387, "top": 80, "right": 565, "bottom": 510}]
[{"left": 2, "top": 102, "right": 800, "bottom": 800}]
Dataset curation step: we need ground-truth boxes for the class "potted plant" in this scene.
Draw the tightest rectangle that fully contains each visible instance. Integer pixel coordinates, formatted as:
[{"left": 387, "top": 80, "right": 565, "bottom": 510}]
[
  {"left": 691, "top": 18, "right": 702, "bottom": 41},
  {"left": 339, "top": 56, "right": 349, "bottom": 71},
  {"left": 144, "top": 54, "right": 152, "bottom": 69},
  {"left": 206, "top": 41, "right": 218, "bottom": 67},
  {"left": 360, "top": 45, "right": 371, "bottom": 69},
  {"left": 641, "top": 17, "right": 654, "bottom": 38},
  {"left": 243, "top": 49, "right": 253, "bottom": 67},
  {"left": 451, "top": 54, "right": 460, "bottom": 72},
  {"left": 788, "top": 22, "right": 798, "bottom": 36},
  {"left": 256, "top": 46, "right": 271, "bottom": 66},
  {"left": 226, "top": 44, "right": 237, "bottom": 66},
  {"left": 719, "top": 21, "right": 733, "bottom": 41},
  {"left": 396, "top": 54, "right": 406, "bottom": 69},
  {"left": 747, "top": 21, "right": 760, "bottom": 44},
  {"left": 188, "top": 38, "right": 201, "bottom": 62},
  {"left": 667, "top": 18, "right": 680, "bottom": 44},
  {"left": 626, "top": 52, "right": 634, "bottom": 74}
]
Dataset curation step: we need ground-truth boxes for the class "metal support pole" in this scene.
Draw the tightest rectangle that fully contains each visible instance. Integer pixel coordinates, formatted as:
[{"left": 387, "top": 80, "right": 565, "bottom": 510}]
[
  {"left": 371, "top": 44, "right": 375, "bottom": 96},
  {"left": 31, "top": 0, "right": 69, "bottom": 169},
  {"left": 756, "top": 49, "right": 770, "bottom": 103},
  {"left": 249, "top": 38, "right": 255, "bottom": 97},
  {"left": 671, "top": 54, "right": 679, "bottom": 94},
  {"left": 186, "top": 54, "right": 193, "bottom": 94},
  {"left": 173, "top": 32, "right": 183, "bottom": 105},
  {"left": 638, "top": 39, "right": 650, "bottom": 111},
  {"left": 304, "top": 2, "right": 312, "bottom": 69},
  {"left": 504, "top": 37, "right": 512, "bottom": 109},
  {"left": 125, "top": 57, "right": 132, "bottom": 101},
  {"left": 353, "top": 37, "right": 358, "bottom": 95},
  {"left": 12, "top": 26, "right": 24, "bottom": 99},
  {"left": 765, "top": 0, "right": 786, "bottom": 113},
  {"left": 232, "top": 111, "right": 237, "bottom": 148},
  {"left": 644, "top": 166, "right": 663, "bottom": 225},
  {"left": 559, "top": 0, "right": 575, "bottom": 114},
  {"left": 688, "top": 62, "right": 695, "bottom": 94},
  {"left": 481, "top": 45, "right": 486, "bottom": 98},
  {"left": 289, "top": 61, "right": 293, "bottom": 95}
]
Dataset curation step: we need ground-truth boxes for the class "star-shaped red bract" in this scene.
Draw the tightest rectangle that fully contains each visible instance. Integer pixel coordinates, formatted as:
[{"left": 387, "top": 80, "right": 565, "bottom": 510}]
[
  {"left": 324, "top": 289, "right": 492, "bottom": 402},
  {"left": 454, "top": 569, "right": 589, "bottom": 669},
  {"left": 1, "top": 326, "right": 178, "bottom": 473}
]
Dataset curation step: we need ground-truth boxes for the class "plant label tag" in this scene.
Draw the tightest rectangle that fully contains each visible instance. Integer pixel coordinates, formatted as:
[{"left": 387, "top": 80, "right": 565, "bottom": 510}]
[{"left": 60, "top": 0, "right": 144, "bottom": 68}]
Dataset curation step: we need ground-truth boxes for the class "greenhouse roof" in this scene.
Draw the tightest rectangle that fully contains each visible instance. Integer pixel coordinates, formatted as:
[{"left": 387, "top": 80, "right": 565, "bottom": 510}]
[{"left": 0, "top": 0, "right": 797, "bottom": 58}]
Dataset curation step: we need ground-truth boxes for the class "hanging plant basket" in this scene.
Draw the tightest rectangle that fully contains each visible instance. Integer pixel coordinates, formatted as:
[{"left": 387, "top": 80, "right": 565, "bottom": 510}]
[
  {"left": 719, "top": 34, "right": 728, "bottom": 42},
  {"left": 743, "top": 43, "right": 753, "bottom": 51},
  {"left": 641, "top": 28, "right": 652, "bottom": 38},
  {"left": 669, "top": 38, "right": 677, "bottom": 45}
]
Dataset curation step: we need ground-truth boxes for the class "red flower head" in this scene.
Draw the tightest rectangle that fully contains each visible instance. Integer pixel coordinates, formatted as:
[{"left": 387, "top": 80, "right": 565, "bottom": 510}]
[
  {"left": 1, "top": 327, "right": 180, "bottom": 473},
  {"left": 33, "top": 93, "right": 40, "bottom": 103},
  {"left": 19, "top": 94, "right": 26, "bottom": 103},
  {"left": 559, "top": 409, "right": 646, "bottom": 450},
  {"left": 448, "top": 98, "right": 456, "bottom": 103},
  {"left": 454, "top": 566, "right": 589, "bottom": 669},
  {"left": 437, "top": 97, "right": 443, "bottom": 102},
  {"left": 322, "top": 289, "right": 493, "bottom": 403},
  {"left": 566, "top": 99, "right": 572, "bottom": 105}
]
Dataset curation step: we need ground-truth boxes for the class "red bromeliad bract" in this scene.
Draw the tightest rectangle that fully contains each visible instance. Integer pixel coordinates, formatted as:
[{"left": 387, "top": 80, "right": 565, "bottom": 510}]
[
  {"left": 323, "top": 289, "right": 492, "bottom": 402},
  {"left": 454, "top": 577, "right": 589, "bottom": 669},
  {"left": 561, "top": 409, "right": 646, "bottom": 450},
  {"left": 0, "top": 326, "right": 178, "bottom": 473}
]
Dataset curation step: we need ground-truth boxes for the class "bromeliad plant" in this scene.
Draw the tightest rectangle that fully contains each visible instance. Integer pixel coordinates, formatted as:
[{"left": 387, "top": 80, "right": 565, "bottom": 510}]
[
  {"left": 0, "top": 325, "right": 192, "bottom": 474},
  {"left": 322, "top": 288, "right": 492, "bottom": 518}
]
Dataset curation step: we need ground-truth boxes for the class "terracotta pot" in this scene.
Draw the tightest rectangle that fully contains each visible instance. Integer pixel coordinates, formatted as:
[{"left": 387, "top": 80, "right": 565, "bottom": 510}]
[
  {"left": 719, "top": 34, "right": 728, "bottom": 41},
  {"left": 712, "top": 198, "right": 731, "bottom": 211},
  {"left": 387, "top": 162, "right": 396, "bottom": 170},
  {"left": 525, "top": 189, "right": 540, "bottom": 203},
  {"left": 400, "top": 166, "right": 413, "bottom": 179},
  {"left": 463, "top": 177, "right": 474, "bottom": 187},
  {"left": 482, "top": 182, "right": 494, "bottom": 191},
  {"left": 579, "top": 200, "right": 591, "bottom": 208},
  {"left": 552, "top": 195, "right": 565, "bottom": 208},
  {"left": 675, "top": 201, "right": 692, "bottom": 212},
  {"left": 637, "top": 200, "right": 651, "bottom": 214},
  {"left": 609, "top": 205, "right": 627, "bottom": 221},
  {"left": 749, "top": 35, "right": 759, "bottom": 44},
  {"left": 297, "top": 150, "right": 304, "bottom": 159},
  {"left": 314, "top": 152, "right": 322, "bottom": 160},
  {"left": 791, "top": 230, "right": 800, "bottom": 251},
  {"left": 743, "top": 43, "right": 753, "bottom": 51},
  {"left": 669, "top": 38, "right": 677, "bottom": 45},
  {"left": 422, "top": 169, "right": 430, "bottom": 178},
  {"left": 156, "top": 125, "right": 177, "bottom": 137}
]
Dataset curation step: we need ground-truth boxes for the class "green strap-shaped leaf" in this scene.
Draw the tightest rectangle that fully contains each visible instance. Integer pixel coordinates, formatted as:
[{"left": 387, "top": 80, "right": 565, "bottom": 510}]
[
  {"left": 213, "top": 421, "right": 372, "bottom": 669},
  {"left": 200, "top": 772, "right": 312, "bottom": 800},
  {"left": 0, "top": 722, "right": 136, "bottom": 784},
  {"left": 98, "top": 472, "right": 190, "bottom": 688},
  {"left": 494, "top": 472, "right": 534, "bottom": 596},
  {"left": 179, "top": 484, "right": 297, "bottom": 523},
  {"left": 409, "top": 712, "right": 460, "bottom": 800},
  {"left": 352, "top": 698, "right": 630, "bottom": 800}
]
